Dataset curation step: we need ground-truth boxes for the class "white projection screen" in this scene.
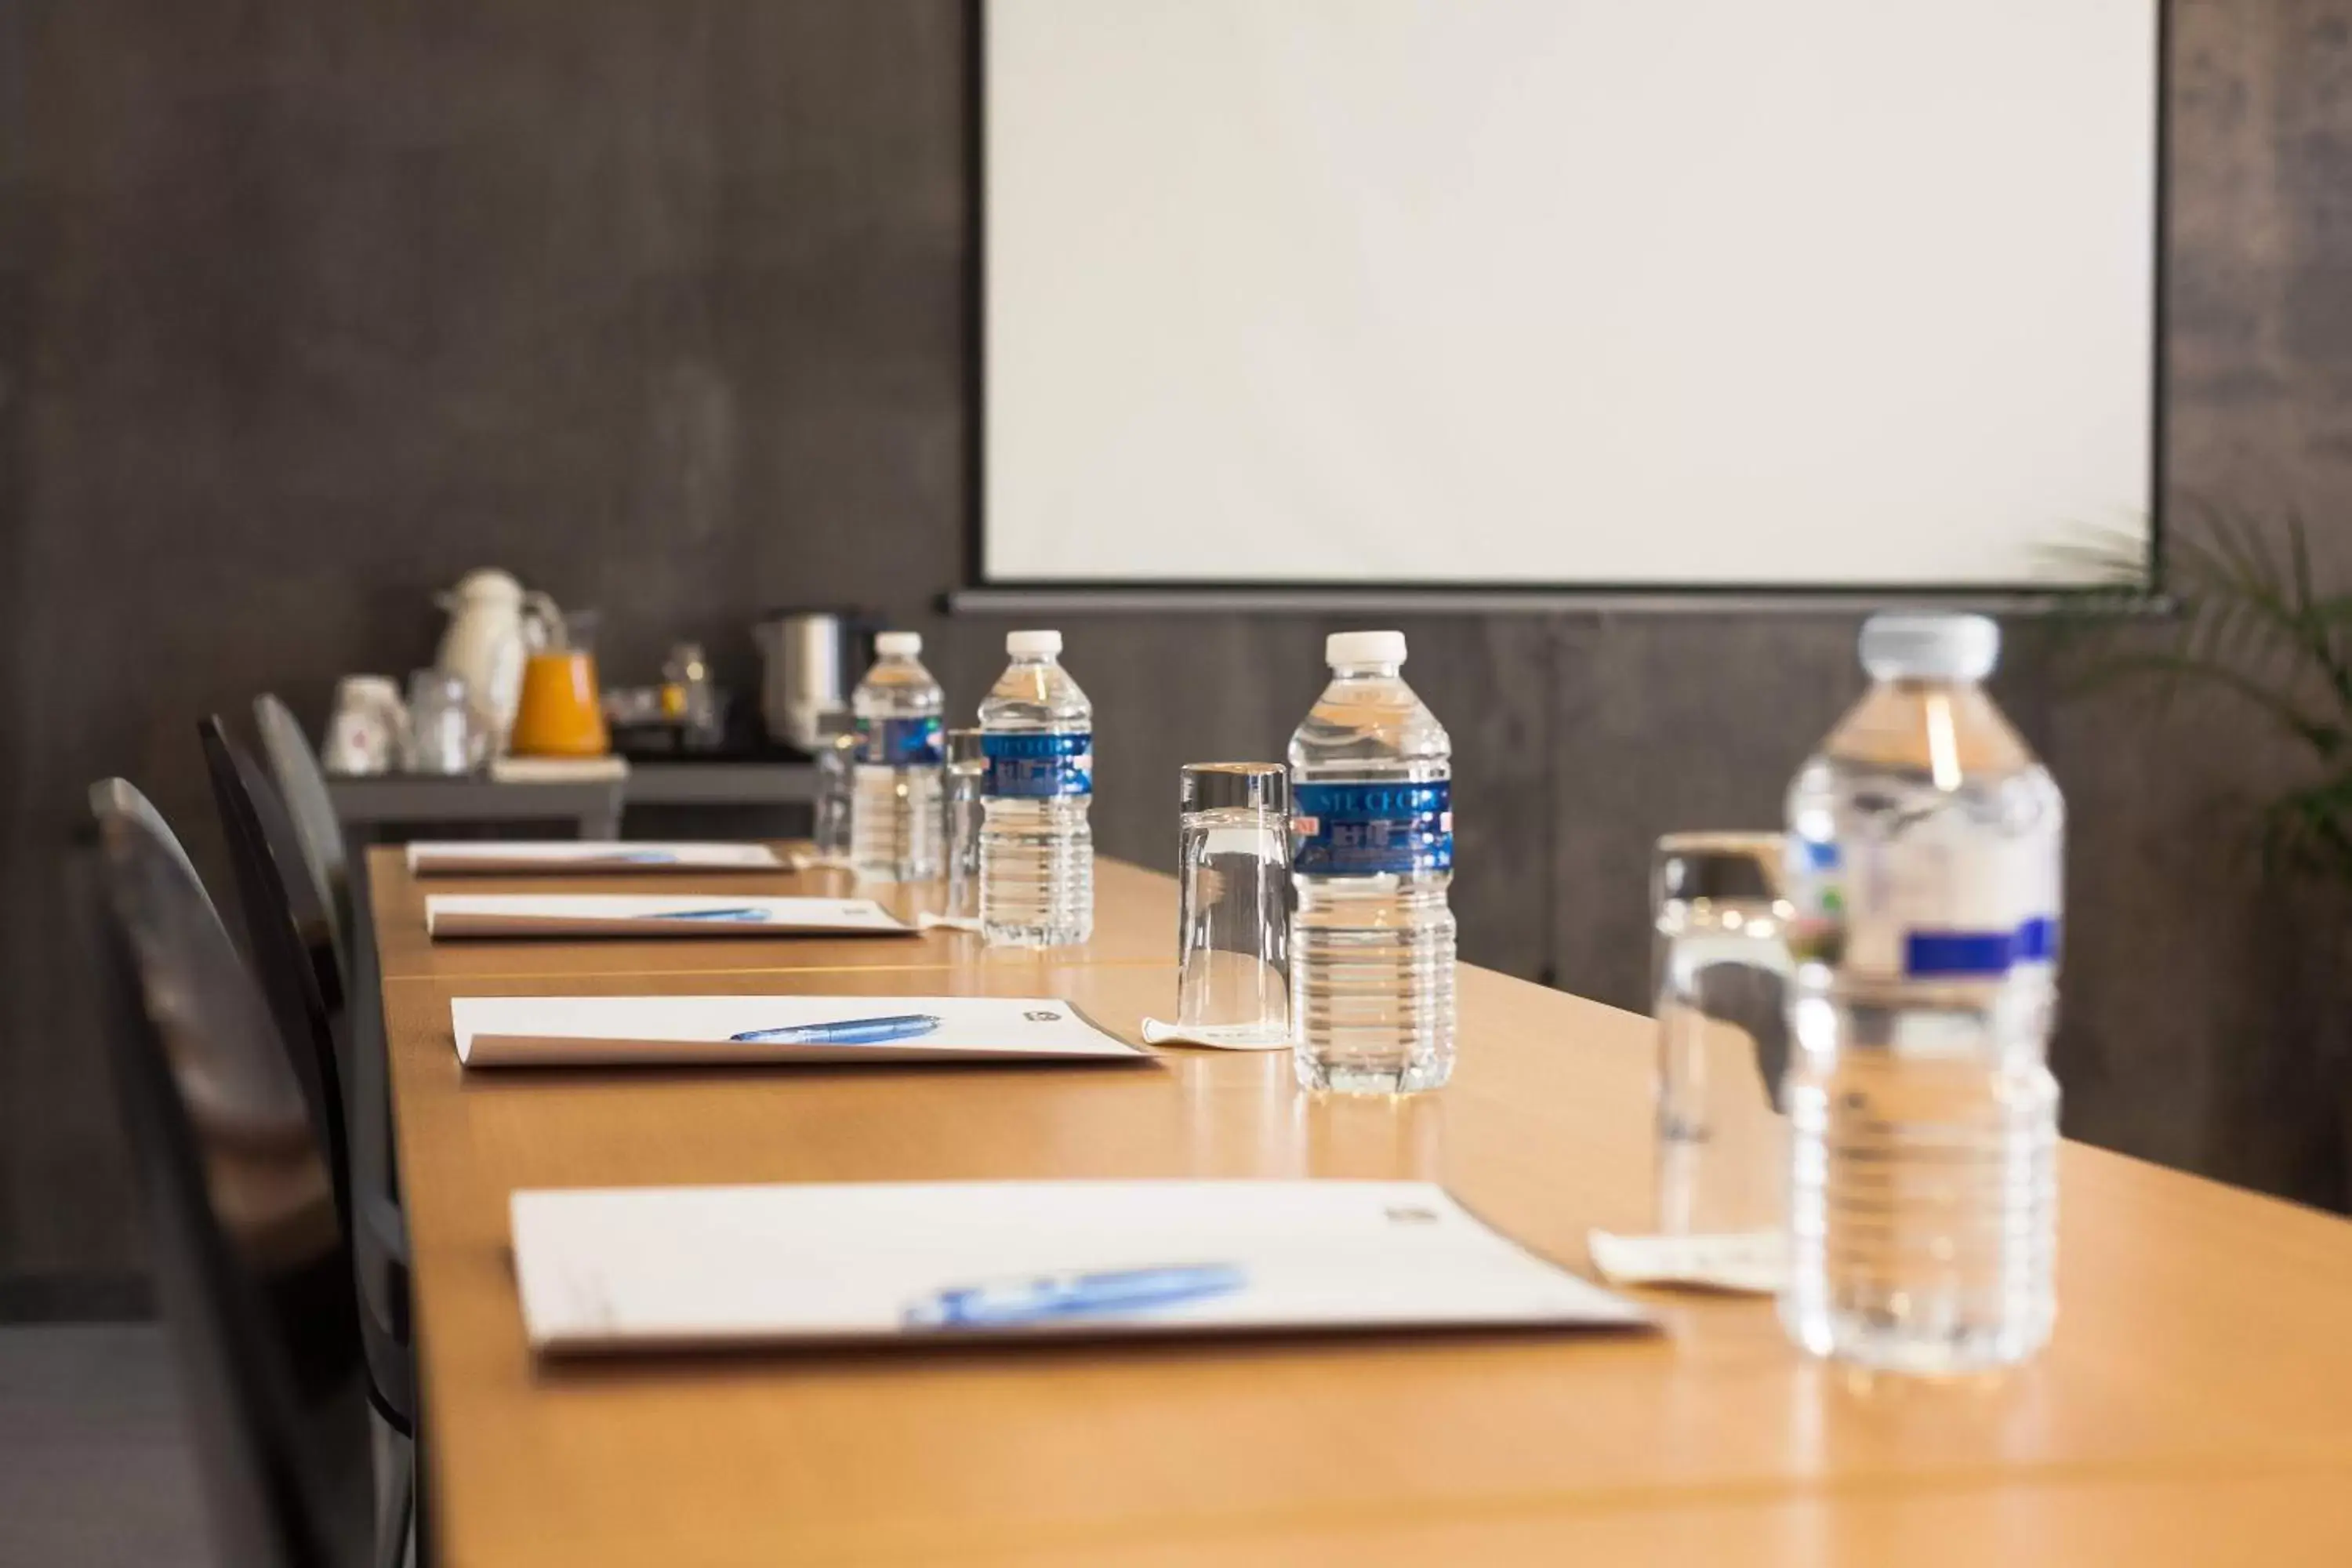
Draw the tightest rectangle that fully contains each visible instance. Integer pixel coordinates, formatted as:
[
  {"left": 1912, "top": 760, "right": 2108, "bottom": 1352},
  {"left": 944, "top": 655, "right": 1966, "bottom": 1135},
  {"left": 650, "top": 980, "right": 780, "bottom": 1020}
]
[{"left": 980, "top": 1, "right": 2161, "bottom": 594}]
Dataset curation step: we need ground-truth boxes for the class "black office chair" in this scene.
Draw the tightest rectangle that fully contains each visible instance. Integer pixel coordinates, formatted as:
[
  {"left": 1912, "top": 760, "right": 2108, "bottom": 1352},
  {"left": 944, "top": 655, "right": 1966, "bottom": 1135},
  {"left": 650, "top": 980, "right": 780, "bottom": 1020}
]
[
  {"left": 201, "top": 721, "right": 347, "bottom": 1172},
  {"left": 254, "top": 693, "right": 354, "bottom": 969},
  {"left": 84, "top": 780, "right": 408, "bottom": 1568},
  {"left": 198, "top": 718, "right": 416, "bottom": 1439},
  {"left": 252, "top": 695, "right": 404, "bottom": 1319}
]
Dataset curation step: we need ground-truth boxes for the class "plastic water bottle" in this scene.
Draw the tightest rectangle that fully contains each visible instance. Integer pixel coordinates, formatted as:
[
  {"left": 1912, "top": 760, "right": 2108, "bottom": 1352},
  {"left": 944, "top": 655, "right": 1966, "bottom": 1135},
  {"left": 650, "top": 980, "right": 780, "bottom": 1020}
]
[
  {"left": 1781, "top": 612, "right": 2064, "bottom": 1373},
  {"left": 978, "top": 630, "right": 1093, "bottom": 945},
  {"left": 850, "top": 631, "right": 944, "bottom": 882},
  {"left": 1288, "top": 630, "right": 1456, "bottom": 1094}
]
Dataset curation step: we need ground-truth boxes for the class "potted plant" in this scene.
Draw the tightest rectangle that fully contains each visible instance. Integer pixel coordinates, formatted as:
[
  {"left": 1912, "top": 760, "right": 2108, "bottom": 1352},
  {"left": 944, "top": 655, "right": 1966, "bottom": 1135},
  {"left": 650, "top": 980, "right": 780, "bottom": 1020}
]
[
  {"left": 2056, "top": 506, "right": 2350, "bottom": 880},
  {"left": 2051, "top": 505, "right": 2352, "bottom": 1206}
]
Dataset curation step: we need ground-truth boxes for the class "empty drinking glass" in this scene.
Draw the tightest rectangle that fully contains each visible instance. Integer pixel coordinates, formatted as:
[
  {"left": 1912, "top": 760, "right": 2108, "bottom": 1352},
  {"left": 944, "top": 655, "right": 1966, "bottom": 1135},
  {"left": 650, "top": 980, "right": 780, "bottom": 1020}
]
[
  {"left": 403, "top": 671, "right": 480, "bottom": 775},
  {"left": 812, "top": 709, "right": 859, "bottom": 865},
  {"left": 663, "top": 641, "right": 724, "bottom": 750},
  {"left": 942, "top": 728, "right": 987, "bottom": 922},
  {"left": 1653, "top": 831, "right": 1793, "bottom": 1236},
  {"left": 1174, "top": 763, "right": 1290, "bottom": 1043}
]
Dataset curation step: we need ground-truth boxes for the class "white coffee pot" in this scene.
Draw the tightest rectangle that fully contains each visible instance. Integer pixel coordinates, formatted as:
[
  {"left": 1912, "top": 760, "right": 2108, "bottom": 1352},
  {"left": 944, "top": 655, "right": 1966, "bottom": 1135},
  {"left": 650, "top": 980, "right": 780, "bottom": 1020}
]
[{"left": 432, "top": 569, "right": 562, "bottom": 743}]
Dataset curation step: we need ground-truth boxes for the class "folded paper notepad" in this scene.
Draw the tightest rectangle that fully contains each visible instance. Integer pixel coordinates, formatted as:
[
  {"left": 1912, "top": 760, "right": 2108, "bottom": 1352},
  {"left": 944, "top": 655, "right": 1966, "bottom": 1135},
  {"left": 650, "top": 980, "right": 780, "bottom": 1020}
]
[
  {"left": 509, "top": 1179, "right": 1652, "bottom": 1353},
  {"left": 406, "top": 841, "right": 785, "bottom": 875},
  {"left": 423, "top": 894, "right": 913, "bottom": 939},
  {"left": 450, "top": 993, "right": 1155, "bottom": 1067}
]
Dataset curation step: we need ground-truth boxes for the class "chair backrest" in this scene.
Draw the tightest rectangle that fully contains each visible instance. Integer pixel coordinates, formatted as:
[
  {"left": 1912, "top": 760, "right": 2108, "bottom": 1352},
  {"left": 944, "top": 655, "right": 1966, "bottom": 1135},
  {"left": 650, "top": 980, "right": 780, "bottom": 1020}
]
[
  {"left": 90, "top": 778, "right": 220, "bottom": 914},
  {"left": 199, "top": 717, "right": 353, "bottom": 1238},
  {"left": 83, "top": 781, "right": 372, "bottom": 1568},
  {"left": 253, "top": 693, "right": 351, "bottom": 970},
  {"left": 205, "top": 718, "right": 418, "bottom": 1440}
]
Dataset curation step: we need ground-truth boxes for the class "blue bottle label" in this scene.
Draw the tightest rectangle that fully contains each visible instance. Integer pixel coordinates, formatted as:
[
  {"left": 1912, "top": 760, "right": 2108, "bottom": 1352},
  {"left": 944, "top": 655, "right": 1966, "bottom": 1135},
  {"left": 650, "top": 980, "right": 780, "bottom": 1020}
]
[
  {"left": 1903, "top": 916, "right": 2063, "bottom": 978},
  {"left": 858, "top": 716, "right": 943, "bottom": 768},
  {"left": 1291, "top": 781, "right": 1453, "bottom": 876},
  {"left": 983, "top": 731, "right": 1093, "bottom": 797}
]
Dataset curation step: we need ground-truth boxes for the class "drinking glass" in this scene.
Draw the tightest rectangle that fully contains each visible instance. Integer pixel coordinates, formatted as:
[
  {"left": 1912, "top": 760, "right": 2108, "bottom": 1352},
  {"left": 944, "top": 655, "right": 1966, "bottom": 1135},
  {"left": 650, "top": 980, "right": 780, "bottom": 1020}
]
[
  {"left": 811, "top": 708, "right": 859, "bottom": 864},
  {"left": 1175, "top": 763, "right": 1290, "bottom": 1040},
  {"left": 942, "top": 728, "right": 987, "bottom": 920},
  {"left": 402, "top": 671, "right": 480, "bottom": 775},
  {"left": 663, "top": 641, "right": 723, "bottom": 750},
  {"left": 1652, "top": 831, "right": 1793, "bottom": 1236}
]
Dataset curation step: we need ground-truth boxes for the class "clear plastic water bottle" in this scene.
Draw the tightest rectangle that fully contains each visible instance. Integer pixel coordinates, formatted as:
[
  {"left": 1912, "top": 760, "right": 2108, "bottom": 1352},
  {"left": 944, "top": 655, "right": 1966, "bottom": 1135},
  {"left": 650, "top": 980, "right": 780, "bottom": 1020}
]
[
  {"left": 850, "top": 631, "right": 944, "bottom": 882},
  {"left": 1781, "top": 612, "right": 2064, "bottom": 1373},
  {"left": 1289, "top": 630, "right": 1456, "bottom": 1094},
  {"left": 978, "top": 630, "right": 1093, "bottom": 945}
]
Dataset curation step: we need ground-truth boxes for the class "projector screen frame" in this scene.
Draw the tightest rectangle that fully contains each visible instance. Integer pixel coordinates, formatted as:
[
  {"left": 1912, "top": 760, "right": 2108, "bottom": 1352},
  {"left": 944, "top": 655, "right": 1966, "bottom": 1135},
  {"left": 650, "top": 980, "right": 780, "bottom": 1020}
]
[{"left": 953, "top": 0, "right": 2171, "bottom": 615}]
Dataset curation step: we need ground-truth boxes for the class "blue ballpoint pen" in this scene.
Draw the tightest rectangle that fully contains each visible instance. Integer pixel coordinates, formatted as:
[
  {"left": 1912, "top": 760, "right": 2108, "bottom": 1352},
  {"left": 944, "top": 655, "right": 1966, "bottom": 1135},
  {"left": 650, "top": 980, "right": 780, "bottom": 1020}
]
[
  {"left": 728, "top": 1013, "right": 946, "bottom": 1045},
  {"left": 903, "top": 1263, "right": 1247, "bottom": 1330},
  {"left": 657, "top": 906, "right": 772, "bottom": 922}
]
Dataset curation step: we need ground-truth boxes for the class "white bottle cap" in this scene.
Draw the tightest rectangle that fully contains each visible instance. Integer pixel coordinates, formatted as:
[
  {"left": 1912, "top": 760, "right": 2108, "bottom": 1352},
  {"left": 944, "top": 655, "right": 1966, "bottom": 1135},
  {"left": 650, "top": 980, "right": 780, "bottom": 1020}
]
[
  {"left": 874, "top": 631, "right": 922, "bottom": 657},
  {"left": 1006, "top": 629, "right": 1063, "bottom": 656},
  {"left": 1326, "top": 630, "right": 1407, "bottom": 666},
  {"left": 1859, "top": 612, "right": 1999, "bottom": 683}
]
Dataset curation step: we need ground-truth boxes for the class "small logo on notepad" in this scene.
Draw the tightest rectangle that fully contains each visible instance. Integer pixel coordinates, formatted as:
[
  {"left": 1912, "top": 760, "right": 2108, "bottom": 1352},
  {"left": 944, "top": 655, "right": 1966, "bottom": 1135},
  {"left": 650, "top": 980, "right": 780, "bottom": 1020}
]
[{"left": 1024, "top": 1011, "right": 1063, "bottom": 1022}]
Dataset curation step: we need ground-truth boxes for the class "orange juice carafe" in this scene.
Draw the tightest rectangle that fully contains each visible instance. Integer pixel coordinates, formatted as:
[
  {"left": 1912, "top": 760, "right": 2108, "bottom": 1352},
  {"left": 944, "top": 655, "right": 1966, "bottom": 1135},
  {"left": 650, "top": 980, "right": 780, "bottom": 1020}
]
[{"left": 508, "top": 611, "right": 611, "bottom": 757}]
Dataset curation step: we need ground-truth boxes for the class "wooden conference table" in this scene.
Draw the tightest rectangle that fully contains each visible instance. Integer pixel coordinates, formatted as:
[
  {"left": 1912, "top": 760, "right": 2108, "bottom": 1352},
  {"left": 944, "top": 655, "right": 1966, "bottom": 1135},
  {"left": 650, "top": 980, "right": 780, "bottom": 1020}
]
[{"left": 373, "top": 849, "right": 2352, "bottom": 1566}]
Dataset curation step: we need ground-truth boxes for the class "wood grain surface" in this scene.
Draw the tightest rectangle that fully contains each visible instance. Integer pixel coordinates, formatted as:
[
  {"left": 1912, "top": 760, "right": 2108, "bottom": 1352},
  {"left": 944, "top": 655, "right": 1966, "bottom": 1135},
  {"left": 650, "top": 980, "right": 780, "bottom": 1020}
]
[{"left": 374, "top": 850, "right": 2352, "bottom": 1566}]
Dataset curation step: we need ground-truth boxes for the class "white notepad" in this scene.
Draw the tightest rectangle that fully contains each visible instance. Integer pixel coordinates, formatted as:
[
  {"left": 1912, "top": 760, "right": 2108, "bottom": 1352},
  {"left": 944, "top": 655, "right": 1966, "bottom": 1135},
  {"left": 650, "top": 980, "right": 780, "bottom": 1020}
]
[
  {"left": 449, "top": 993, "right": 1155, "bottom": 1067},
  {"left": 406, "top": 841, "right": 784, "bottom": 875},
  {"left": 509, "top": 1180, "right": 1652, "bottom": 1353},
  {"left": 423, "top": 894, "right": 914, "bottom": 939}
]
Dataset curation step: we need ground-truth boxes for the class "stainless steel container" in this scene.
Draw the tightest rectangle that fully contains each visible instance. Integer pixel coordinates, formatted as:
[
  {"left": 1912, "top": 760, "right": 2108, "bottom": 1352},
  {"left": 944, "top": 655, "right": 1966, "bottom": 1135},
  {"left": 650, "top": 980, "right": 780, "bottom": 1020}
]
[{"left": 753, "top": 610, "right": 868, "bottom": 752}]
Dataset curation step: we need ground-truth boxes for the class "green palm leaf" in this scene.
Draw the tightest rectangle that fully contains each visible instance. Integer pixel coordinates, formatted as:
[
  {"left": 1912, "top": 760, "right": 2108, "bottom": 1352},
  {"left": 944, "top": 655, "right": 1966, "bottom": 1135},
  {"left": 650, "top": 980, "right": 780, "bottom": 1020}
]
[{"left": 2056, "top": 507, "right": 2352, "bottom": 889}]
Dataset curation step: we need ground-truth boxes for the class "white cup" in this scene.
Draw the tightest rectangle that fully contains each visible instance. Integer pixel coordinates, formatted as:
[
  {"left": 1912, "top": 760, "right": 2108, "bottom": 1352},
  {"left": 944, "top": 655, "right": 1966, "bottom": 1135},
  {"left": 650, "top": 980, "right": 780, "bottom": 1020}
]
[{"left": 323, "top": 675, "right": 408, "bottom": 776}]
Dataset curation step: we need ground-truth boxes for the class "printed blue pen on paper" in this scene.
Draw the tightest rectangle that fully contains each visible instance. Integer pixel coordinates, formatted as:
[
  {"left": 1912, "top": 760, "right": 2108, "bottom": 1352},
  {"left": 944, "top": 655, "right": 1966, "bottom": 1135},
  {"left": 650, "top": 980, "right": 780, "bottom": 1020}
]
[
  {"left": 609, "top": 849, "right": 681, "bottom": 864},
  {"left": 903, "top": 1262, "right": 1247, "bottom": 1330},
  {"left": 657, "top": 906, "right": 772, "bottom": 923},
  {"left": 728, "top": 1013, "right": 945, "bottom": 1046}
]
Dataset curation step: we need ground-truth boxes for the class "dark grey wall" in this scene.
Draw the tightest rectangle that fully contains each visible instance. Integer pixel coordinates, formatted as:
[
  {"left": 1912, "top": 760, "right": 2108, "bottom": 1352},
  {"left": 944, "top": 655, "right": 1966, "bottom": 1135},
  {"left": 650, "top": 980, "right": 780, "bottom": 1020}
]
[{"left": 5, "top": 0, "right": 2350, "bottom": 1290}]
